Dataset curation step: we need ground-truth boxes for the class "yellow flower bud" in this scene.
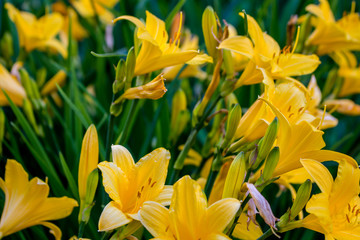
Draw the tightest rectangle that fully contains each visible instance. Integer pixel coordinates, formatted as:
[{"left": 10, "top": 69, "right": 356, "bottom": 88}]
[
  {"left": 222, "top": 152, "right": 247, "bottom": 199},
  {"left": 78, "top": 124, "right": 99, "bottom": 202},
  {"left": 202, "top": 6, "right": 219, "bottom": 59},
  {"left": 171, "top": 89, "right": 187, "bottom": 129}
]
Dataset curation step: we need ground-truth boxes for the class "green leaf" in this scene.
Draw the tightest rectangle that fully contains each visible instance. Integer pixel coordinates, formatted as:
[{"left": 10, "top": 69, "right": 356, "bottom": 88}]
[{"left": 59, "top": 152, "right": 79, "bottom": 199}]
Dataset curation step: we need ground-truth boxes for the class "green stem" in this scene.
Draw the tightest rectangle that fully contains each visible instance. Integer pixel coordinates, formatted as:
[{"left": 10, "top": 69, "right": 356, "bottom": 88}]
[
  {"left": 204, "top": 168, "right": 219, "bottom": 198},
  {"left": 104, "top": 114, "right": 115, "bottom": 161},
  {"left": 256, "top": 228, "right": 274, "bottom": 240},
  {"left": 78, "top": 221, "right": 85, "bottom": 238},
  {"left": 167, "top": 95, "right": 221, "bottom": 185},
  {"left": 116, "top": 100, "right": 137, "bottom": 145}
]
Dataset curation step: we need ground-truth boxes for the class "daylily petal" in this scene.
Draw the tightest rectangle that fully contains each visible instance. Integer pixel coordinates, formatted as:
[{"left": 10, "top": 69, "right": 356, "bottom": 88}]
[
  {"left": 306, "top": 193, "right": 333, "bottom": 232},
  {"left": 329, "top": 160, "right": 360, "bottom": 212},
  {"left": 300, "top": 150, "right": 358, "bottom": 168},
  {"left": 113, "top": 15, "right": 146, "bottom": 29},
  {"left": 301, "top": 159, "right": 333, "bottom": 194},
  {"left": 41, "top": 70, "right": 67, "bottom": 96},
  {"left": 301, "top": 214, "right": 328, "bottom": 235},
  {"left": 40, "top": 221, "right": 62, "bottom": 240},
  {"left": 205, "top": 198, "right": 240, "bottom": 233},
  {"left": 272, "top": 54, "right": 320, "bottom": 78},
  {"left": 98, "top": 201, "right": 132, "bottom": 231},
  {"left": 98, "top": 162, "right": 128, "bottom": 205},
  {"left": 239, "top": 12, "right": 266, "bottom": 50},
  {"left": 139, "top": 201, "right": 171, "bottom": 238},
  {"left": 170, "top": 176, "right": 207, "bottom": 239},
  {"left": 153, "top": 185, "right": 173, "bottom": 206},
  {"left": 325, "top": 99, "right": 360, "bottom": 116},
  {"left": 206, "top": 233, "right": 231, "bottom": 240},
  {"left": 218, "top": 36, "right": 254, "bottom": 59},
  {"left": 0, "top": 64, "right": 27, "bottom": 106},
  {"left": 145, "top": 11, "right": 168, "bottom": 47},
  {"left": 111, "top": 145, "right": 136, "bottom": 174}
]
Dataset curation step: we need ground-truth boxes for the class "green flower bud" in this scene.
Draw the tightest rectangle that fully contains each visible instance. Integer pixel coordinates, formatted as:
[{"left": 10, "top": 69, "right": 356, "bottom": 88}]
[
  {"left": 36, "top": 68, "right": 47, "bottom": 88},
  {"left": 262, "top": 147, "right": 280, "bottom": 182},
  {"left": 257, "top": 117, "right": 278, "bottom": 162},
  {"left": 222, "top": 49, "right": 234, "bottom": 78},
  {"left": 222, "top": 104, "right": 241, "bottom": 149},
  {"left": 113, "top": 59, "right": 126, "bottom": 94},
  {"left": 125, "top": 47, "right": 136, "bottom": 90},
  {"left": 0, "top": 109, "right": 5, "bottom": 154},
  {"left": 79, "top": 169, "right": 99, "bottom": 223},
  {"left": 0, "top": 32, "right": 13, "bottom": 61},
  {"left": 23, "top": 98, "right": 39, "bottom": 134}
]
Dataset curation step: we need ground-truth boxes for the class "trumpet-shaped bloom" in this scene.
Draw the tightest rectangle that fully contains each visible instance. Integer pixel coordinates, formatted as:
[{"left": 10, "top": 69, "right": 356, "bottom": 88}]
[
  {"left": 299, "top": 159, "right": 360, "bottom": 239},
  {"left": 306, "top": 0, "right": 360, "bottom": 55},
  {"left": 139, "top": 175, "right": 240, "bottom": 240},
  {"left": 234, "top": 71, "right": 314, "bottom": 143},
  {"left": 0, "top": 63, "right": 26, "bottom": 106},
  {"left": 98, "top": 145, "right": 172, "bottom": 231},
  {"left": 0, "top": 160, "right": 78, "bottom": 239},
  {"left": 73, "top": 0, "right": 118, "bottom": 24},
  {"left": 5, "top": 3, "right": 67, "bottom": 58},
  {"left": 218, "top": 13, "right": 320, "bottom": 87},
  {"left": 113, "top": 11, "right": 199, "bottom": 76},
  {"left": 260, "top": 97, "right": 358, "bottom": 177}
]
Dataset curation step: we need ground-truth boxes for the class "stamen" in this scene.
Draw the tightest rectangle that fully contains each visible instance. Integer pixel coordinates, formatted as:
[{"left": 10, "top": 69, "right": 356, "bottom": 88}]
[
  {"left": 291, "top": 26, "right": 300, "bottom": 54},
  {"left": 317, "top": 105, "right": 326, "bottom": 129},
  {"left": 174, "top": 12, "right": 183, "bottom": 47}
]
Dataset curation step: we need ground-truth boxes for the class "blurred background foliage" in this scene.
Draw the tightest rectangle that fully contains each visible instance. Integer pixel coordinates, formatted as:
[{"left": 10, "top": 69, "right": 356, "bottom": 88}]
[{"left": 0, "top": 0, "right": 360, "bottom": 239}]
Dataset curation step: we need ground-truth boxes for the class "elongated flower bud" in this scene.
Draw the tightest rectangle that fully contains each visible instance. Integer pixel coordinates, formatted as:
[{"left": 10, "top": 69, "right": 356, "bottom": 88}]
[
  {"left": 0, "top": 109, "right": 4, "bottom": 154},
  {"left": 202, "top": 6, "right": 218, "bottom": 59},
  {"left": 222, "top": 104, "right": 242, "bottom": 149},
  {"left": 78, "top": 124, "right": 99, "bottom": 202},
  {"left": 125, "top": 47, "right": 136, "bottom": 90},
  {"left": 222, "top": 152, "right": 247, "bottom": 199},
  {"left": 0, "top": 32, "right": 13, "bottom": 61},
  {"left": 262, "top": 147, "right": 280, "bottom": 182},
  {"left": 257, "top": 117, "right": 278, "bottom": 162},
  {"left": 171, "top": 89, "right": 187, "bottom": 129}
]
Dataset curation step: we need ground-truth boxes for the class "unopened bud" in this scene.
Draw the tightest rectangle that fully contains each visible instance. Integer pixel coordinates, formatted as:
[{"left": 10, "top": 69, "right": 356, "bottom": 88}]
[
  {"left": 228, "top": 138, "right": 259, "bottom": 154},
  {"left": 262, "top": 147, "right": 280, "bottom": 182},
  {"left": 36, "top": 68, "right": 47, "bottom": 88},
  {"left": 0, "top": 32, "right": 13, "bottom": 60},
  {"left": 80, "top": 169, "right": 99, "bottom": 223},
  {"left": 222, "top": 152, "right": 247, "bottom": 199},
  {"left": 289, "top": 179, "right": 312, "bottom": 221},
  {"left": 19, "top": 68, "right": 33, "bottom": 97},
  {"left": 171, "top": 110, "right": 190, "bottom": 143},
  {"left": 220, "top": 78, "right": 236, "bottom": 97},
  {"left": 222, "top": 49, "right": 234, "bottom": 78},
  {"left": 222, "top": 104, "right": 241, "bottom": 149},
  {"left": 125, "top": 47, "right": 136, "bottom": 90},
  {"left": 278, "top": 179, "right": 312, "bottom": 228},
  {"left": 257, "top": 117, "right": 278, "bottom": 162},
  {"left": 23, "top": 98, "right": 39, "bottom": 134},
  {"left": 113, "top": 59, "right": 126, "bottom": 94},
  {"left": 192, "top": 100, "right": 201, "bottom": 127},
  {"left": 202, "top": 6, "right": 218, "bottom": 59},
  {"left": 171, "top": 89, "right": 187, "bottom": 129},
  {"left": 110, "top": 102, "right": 124, "bottom": 117}
]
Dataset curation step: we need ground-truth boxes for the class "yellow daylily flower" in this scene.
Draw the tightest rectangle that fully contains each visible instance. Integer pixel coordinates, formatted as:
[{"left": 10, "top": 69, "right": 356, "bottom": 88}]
[
  {"left": 0, "top": 63, "right": 26, "bottom": 106},
  {"left": 119, "top": 74, "right": 167, "bottom": 100},
  {"left": 163, "top": 29, "right": 213, "bottom": 80},
  {"left": 113, "top": 11, "right": 199, "bottom": 76},
  {"left": 139, "top": 175, "right": 240, "bottom": 240},
  {"left": 5, "top": 3, "right": 67, "bottom": 58},
  {"left": 234, "top": 71, "right": 314, "bottom": 143},
  {"left": 218, "top": 13, "right": 320, "bottom": 87},
  {"left": 73, "top": 0, "right": 118, "bottom": 24},
  {"left": 0, "top": 160, "right": 78, "bottom": 239},
  {"left": 324, "top": 99, "right": 360, "bottom": 116},
  {"left": 306, "top": 0, "right": 360, "bottom": 55},
  {"left": 260, "top": 97, "right": 358, "bottom": 177},
  {"left": 299, "top": 159, "right": 360, "bottom": 239},
  {"left": 331, "top": 51, "right": 360, "bottom": 97},
  {"left": 98, "top": 145, "right": 172, "bottom": 231},
  {"left": 307, "top": 75, "right": 338, "bottom": 129},
  {"left": 52, "top": 2, "right": 88, "bottom": 41}
]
